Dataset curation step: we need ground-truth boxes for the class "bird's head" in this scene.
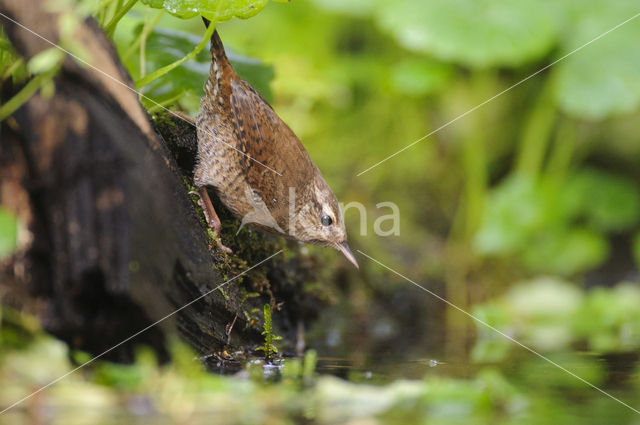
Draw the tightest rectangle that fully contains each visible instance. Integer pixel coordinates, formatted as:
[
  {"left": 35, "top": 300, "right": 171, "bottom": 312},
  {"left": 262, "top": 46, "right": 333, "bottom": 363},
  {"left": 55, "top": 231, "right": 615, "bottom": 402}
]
[{"left": 288, "top": 178, "right": 358, "bottom": 268}]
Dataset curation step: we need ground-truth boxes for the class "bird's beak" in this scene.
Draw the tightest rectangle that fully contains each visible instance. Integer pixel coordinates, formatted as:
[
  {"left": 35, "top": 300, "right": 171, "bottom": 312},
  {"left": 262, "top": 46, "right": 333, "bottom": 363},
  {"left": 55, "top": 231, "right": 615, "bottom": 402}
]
[{"left": 336, "top": 242, "right": 359, "bottom": 269}]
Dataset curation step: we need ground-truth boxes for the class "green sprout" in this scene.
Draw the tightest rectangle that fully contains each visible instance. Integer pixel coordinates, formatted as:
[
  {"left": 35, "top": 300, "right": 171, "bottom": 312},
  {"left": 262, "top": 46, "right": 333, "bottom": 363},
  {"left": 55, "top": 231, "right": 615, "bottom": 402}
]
[{"left": 255, "top": 304, "right": 282, "bottom": 362}]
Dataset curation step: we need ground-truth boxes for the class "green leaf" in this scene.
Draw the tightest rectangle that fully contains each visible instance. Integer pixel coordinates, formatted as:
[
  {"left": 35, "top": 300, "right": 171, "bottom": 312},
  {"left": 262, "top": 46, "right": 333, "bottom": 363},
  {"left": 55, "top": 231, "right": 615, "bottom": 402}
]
[
  {"left": 0, "top": 207, "right": 18, "bottom": 259},
  {"left": 507, "top": 277, "right": 583, "bottom": 319},
  {"left": 135, "top": 25, "right": 273, "bottom": 112},
  {"left": 572, "top": 285, "right": 640, "bottom": 352},
  {"left": 136, "top": 22, "right": 215, "bottom": 88},
  {"left": 470, "top": 302, "right": 513, "bottom": 363},
  {"left": 473, "top": 175, "right": 546, "bottom": 255},
  {"left": 553, "top": 0, "right": 640, "bottom": 118},
  {"left": 375, "top": 0, "right": 556, "bottom": 68},
  {"left": 506, "top": 278, "right": 583, "bottom": 351},
  {"left": 563, "top": 168, "right": 640, "bottom": 232},
  {"left": 27, "top": 48, "right": 65, "bottom": 74},
  {"left": 522, "top": 227, "right": 609, "bottom": 275},
  {"left": 519, "top": 353, "right": 604, "bottom": 389},
  {"left": 475, "top": 168, "right": 637, "bottom": 274},
  {"left": 0, "top": 66, "right": 60, "bottom": 121},
  {"left": 310, "top": 0, "right": 375, "bottom": 18},
  {"left": 390, "top": 59, "right": 452, "bottom": 97},
  {"left": 141, "top": 0, "right": 269, "bottom": 22}
]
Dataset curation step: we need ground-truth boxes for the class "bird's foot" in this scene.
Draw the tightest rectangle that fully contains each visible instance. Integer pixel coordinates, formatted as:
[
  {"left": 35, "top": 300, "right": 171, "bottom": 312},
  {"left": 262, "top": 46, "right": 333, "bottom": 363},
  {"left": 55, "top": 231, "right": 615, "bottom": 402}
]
[{"left": 193, "top": 187, "right": 233, "bottom": 254}]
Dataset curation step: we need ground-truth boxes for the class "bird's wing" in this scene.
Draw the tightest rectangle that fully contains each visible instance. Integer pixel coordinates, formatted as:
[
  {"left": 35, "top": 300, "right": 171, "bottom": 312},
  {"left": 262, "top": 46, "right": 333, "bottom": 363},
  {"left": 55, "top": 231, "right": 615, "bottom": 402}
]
[
  {"left": 228, "top": 79, "right": 287, "bottom": 225},
  {"left": 229, "top": 78, "right": 319, "bottom": 231}
]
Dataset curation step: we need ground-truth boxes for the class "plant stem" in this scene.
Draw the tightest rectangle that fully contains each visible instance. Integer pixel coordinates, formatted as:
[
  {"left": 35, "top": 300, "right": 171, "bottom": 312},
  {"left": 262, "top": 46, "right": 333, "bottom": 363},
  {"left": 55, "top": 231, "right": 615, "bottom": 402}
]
[
  {"left": 104, "top": 0, "right": 138, "bottom": 37},
  {"left": 137, "top": 7, "right": 152, "bottom": 99},
  {"left": 0, "top": 67, "right": 58, "bottom": 120},
  {"left": 0, "top": 37, "right": 11, "bottom": 51},
  {"left": 122, "top": 9, "right": 164, "bottom": 62},
  {"left": 514, "top": 77, "right": 556, "bottom": 178},
  {"left": 443, "top": 71, "right": 495, "bottom": 359},
  {"left": 461, "top": 72, "right": 491, "bottom": 237},
  {"left": 144, "top": 91, "right": 184, "bottom": 113},
  {"left": 136, "top": 22, "right": 215, "bottom": 89},
  {"left": 545, "top": 118, "right": 578, "bottom": 183},
  {"left": 96, "top": 0, "right": 116, "bottom": 26},
  {"left": 2, "top": 58, "right": 24, "bottom": 82}
]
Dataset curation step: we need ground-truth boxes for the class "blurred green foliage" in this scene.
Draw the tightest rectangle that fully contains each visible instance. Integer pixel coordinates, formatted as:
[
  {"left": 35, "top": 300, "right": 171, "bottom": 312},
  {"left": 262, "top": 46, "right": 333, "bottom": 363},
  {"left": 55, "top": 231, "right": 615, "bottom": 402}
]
[
  {"left": 2, "top": 0, "right": 640, "bottom": 422},
  {"left": 0, "top": 208, "right": 18, "bottom": 260},
  {"left": 377, "top": 0, "right": 557, "bottom": 68},
  {"left": 118, "top": 23, "right": 273, "bottom": 111},
  {"left": 1, "top": 312, "right": 639, "bottom": 424},
  {"left": 474, "top": 169, "right": 640, "bottom": 275},
  {"left": 472, "top": 278, "right": 640, "bottom": 361},
  {"left": 555, "top": 0, "right": 640, "bottom": 118}
]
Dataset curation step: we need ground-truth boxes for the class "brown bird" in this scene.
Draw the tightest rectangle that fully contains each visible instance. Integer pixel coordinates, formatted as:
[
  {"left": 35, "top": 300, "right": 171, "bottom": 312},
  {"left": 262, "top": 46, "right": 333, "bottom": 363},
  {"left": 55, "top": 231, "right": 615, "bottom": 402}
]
[{"left": 193, "top": 29, "right": 358, "bottom": 268}]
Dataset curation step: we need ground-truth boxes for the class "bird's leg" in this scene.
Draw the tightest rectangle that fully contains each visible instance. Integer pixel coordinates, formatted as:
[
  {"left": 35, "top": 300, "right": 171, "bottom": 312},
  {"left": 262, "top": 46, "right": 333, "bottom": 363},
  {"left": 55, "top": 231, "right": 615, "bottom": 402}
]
[
  {"left": 197, "top": 187, "right": 232, "bottom": 254},
  {"left": 225, "top": 313, "right": 238, "bottom": 345}
]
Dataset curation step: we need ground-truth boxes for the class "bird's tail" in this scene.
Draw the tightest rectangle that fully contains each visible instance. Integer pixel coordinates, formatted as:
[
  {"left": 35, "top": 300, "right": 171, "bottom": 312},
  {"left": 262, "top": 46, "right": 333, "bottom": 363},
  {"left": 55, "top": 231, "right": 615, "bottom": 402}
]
[
  {"left": 210, "top": 29, "right": 229, "bottom": 70},
  {"left": 201, "top": 18, "right": 231, "bottom": 80}
]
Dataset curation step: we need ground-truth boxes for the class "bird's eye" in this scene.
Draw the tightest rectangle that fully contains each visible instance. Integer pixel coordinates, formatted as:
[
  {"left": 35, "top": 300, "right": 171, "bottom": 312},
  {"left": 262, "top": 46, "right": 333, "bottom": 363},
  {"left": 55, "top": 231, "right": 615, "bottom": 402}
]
[{"left": 321, "top": 214, "right": 333, "bottom": 226}]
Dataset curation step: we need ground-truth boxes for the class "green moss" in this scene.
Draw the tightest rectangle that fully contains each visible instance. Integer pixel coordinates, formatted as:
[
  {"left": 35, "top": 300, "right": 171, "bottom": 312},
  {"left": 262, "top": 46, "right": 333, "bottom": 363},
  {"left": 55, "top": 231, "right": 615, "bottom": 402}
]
[
  {"left": 240, "top": 291, "right": 260, "bottom": 304},
  {"left": 217, "top": 287, "right": 229, "bottom": 301}
]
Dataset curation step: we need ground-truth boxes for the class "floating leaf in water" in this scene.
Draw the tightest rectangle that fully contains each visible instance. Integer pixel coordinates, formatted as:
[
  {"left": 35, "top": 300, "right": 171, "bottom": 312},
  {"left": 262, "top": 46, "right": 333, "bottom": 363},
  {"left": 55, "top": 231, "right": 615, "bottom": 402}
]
[{"left": 314, "top": 376, "right": 426, "bottom": 422}]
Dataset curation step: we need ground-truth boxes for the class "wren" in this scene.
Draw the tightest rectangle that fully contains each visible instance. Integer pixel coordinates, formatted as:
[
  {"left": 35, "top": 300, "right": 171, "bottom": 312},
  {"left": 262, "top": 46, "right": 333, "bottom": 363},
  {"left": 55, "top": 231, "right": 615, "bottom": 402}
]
[{"left": 193, "top": 29, "right": 358, "bottom": 268}]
